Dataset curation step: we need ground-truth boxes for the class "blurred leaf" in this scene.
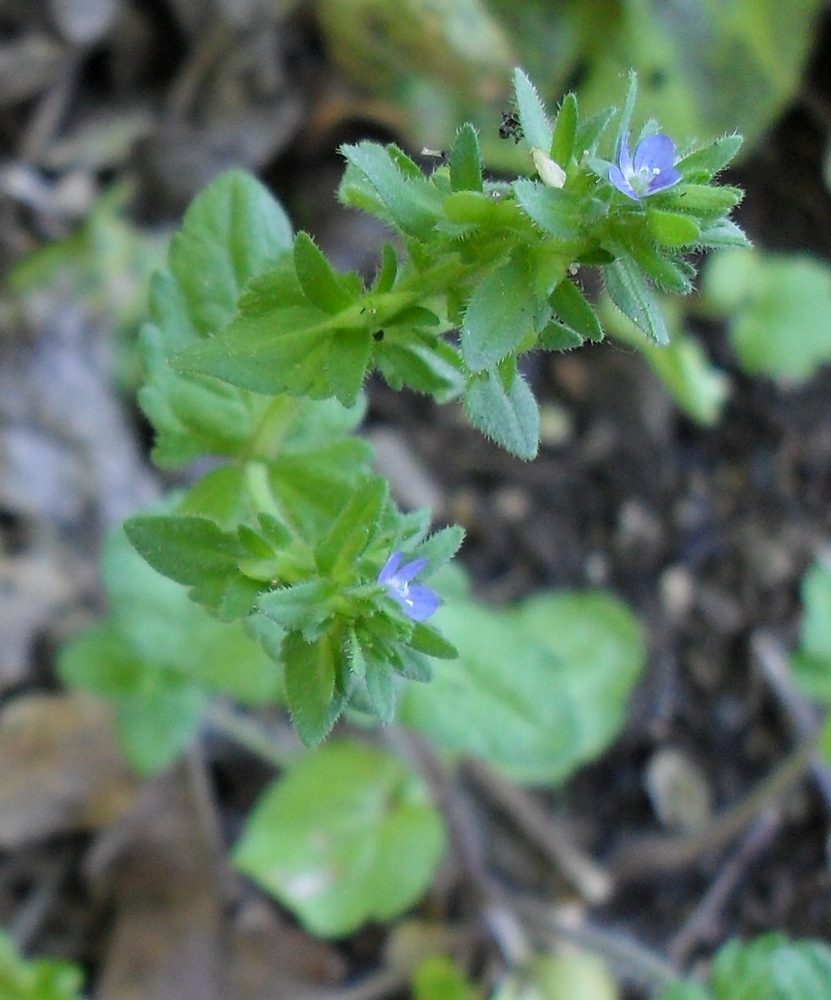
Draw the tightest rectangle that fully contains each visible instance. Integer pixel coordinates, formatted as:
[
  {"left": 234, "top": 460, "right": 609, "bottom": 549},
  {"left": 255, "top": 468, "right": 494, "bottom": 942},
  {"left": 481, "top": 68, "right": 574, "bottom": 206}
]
[
  {"left": 399, "top": 587, "right": 645, "bottom": 785},
  {"left": 791, "top": 561, "right": 831, "bottom": 705},
  {"left": 60, "top": 525, "right": 281, "bottom": 774},
  {"left": 703, "top": 250, "right": 831, "bottom": 384},
  {"left": 707, "top": 933, "right": 831, "bottom": 1000},
  {"left": 233, "top": 739, "right": 446, "bottom": 936},
  {"left": 0, "top": 930, "right": 84, "bottom": 1000},
  {"left": 412, "top": 956, "right": 477, "bottom": 1000}
]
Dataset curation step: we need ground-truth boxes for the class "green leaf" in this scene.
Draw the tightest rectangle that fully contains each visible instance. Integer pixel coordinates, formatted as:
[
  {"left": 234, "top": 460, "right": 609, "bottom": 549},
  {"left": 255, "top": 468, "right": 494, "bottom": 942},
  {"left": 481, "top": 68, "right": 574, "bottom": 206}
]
[
  {"left": 676, "top": 134, "right": 743, "bottom": 180},
  {"left": 172, "top": 302, "right": 334, "bottom": 397},
  {"left": 658, "top": 183, "right": 743, "bottom": 218},
  {"left": 373, "top": 242, "right": 399, "bottom": 292},
  {"left": 628, "top": 240, "right": 694, "bottom": 295},
  {"left": 115, "top": 685, "right": 206, "bottom": 776},
  {"left": 293, "top": 231, "right": 358, "bottom": 313},
  {"left": 399, "top": 587, "right": 645, "bottom": 785},
  {"left": 449, "top": 123, "right": 484, "bottom": 192},
  {"left": 710, "top": 251, "right": 831, "bottom": 383},
  {"left": 464, "top": 367, "right": 539, "bottom": 460},
  {"left": 709, "top": 934, "right": 831, "bottom": 1000},
  {"left": 791, "top": 561, "right": 831, "bottom": 703},
  {"left": 604, "top": 257, "right": 669, "bottom": 345},
  {"left": 512, "top": 68, "right": 552, "bottom": 153},
  {"left": 60, "top": 525, "right": 280, "bottom": 773},
  {"left": 365, "top": 658, "right": 398, "bottom": 722},
  {"left": 169, "top": 169, "right": 293, "bottom": 338},
  {"left": 412, "top": 524, "right": 466, "bottom": 574},
  {"left": 257, "top": 581, "right": 334, "bottom": 635},
  {"left": 647, "top": 209, "right": 701, "bottom": 248},
  {"left": 123, "top": 514, "right": 241, "bottom": 587},
  {"left": 412, "top": 956, "right": 477, "bottom": 1000},
  {"left": 550, "top": 278, "right": 603, "bottom": 342},
  {"left": 461, "top": 255, "right": 537, "bottom": 370},
  {"left": 340, "top": 142, "right": 443, "bottom": 238},
  {"left": 315, "top": 475, "right": 388, "bottom": 576},
  {"left": 639, "top": 332, "right": 730, "bottom": 427},
  {"left": 325, "top": 328, "right": 372, "bottom": 405},
  {"left": 512, "top": 179, "right": 581, "bottom": 239},
  {"left": 282, "top": 631, "right": 344, "bottom": 746},
  {"left": 550, "top": 91, "right": 578, "bottom": 165},
  {"left": 232, "top": 739, "right": 446, "bottom": 937},
  {"left": 0, "top": 929, "right": 85, "bottom": 1000},
  {"left": 409, "top": 623, "right": 458, "bottom": 659}
]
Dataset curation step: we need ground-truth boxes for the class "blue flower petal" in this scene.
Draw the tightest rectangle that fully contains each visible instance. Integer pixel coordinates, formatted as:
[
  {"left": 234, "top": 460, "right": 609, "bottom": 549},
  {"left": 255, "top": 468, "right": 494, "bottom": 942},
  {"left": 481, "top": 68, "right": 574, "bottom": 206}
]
[{"left": 609, "top": 163, "right": 640, "bottom": 200}]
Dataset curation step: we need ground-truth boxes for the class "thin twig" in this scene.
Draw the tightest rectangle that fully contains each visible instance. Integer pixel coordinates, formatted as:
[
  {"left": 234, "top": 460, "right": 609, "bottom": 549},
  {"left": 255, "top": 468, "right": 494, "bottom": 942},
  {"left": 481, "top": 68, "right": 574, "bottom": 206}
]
[
  {"left": 515, "top": 895, "right": 683, "bottom": 993},
  {"left": 669, "top": 806, "right": 782, "bottom": 967},
  {"left": 609, "top": 737, "right": 817, "bottom": 879},
  {"left": 462, "top": 756, "right": 614, "bottom": 904},
  {"left": 751, "top": 629, "right": 831, "bottom": 811},
  {"left": 202, "top": 700, "right": 300, "bottom": 770}
]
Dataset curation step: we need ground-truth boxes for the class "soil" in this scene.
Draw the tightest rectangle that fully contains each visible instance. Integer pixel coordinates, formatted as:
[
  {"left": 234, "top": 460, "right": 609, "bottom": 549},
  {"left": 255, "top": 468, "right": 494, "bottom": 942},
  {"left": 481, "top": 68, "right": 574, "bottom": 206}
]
[{"left": 2, "top": 3, "right": 831, "bottom": 998}]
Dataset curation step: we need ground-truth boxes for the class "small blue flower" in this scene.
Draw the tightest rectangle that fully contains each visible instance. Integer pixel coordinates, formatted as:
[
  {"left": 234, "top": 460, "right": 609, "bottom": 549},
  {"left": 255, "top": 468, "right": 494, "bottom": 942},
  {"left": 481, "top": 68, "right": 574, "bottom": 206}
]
[
  {"left": 378, "top": 551, "right": 440, "bottom": 622},
  {"left": 609, "top": 131, "right": 681, "bottom": 201}
]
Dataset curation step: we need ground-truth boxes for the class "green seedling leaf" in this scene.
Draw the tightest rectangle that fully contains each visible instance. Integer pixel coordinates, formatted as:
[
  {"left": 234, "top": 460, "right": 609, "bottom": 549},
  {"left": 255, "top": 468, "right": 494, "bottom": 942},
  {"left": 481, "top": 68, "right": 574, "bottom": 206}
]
[
  {"left": 233, "top": 739, "right": 446, "bottom": 937},
  {"left": 0, "top": 929, "right": 85, "bottom": 1000},
  {"left": 707, "top": 933, "right": 831, "bottom": 1000},
  {"left": 282, "top": 631, "right": 344, "bottom": 746},
  {"left": 513, "top": 68, "right": 552, "bottom": 154},
  {"left": 294, "top": 231, "right": 359, "bottom": 313},
  {"left": 705, "top": 250, "right": 831, "bottom": 384},
  {"left": 399, "top": 587, "right": 645, "bottom": 785},
  {"left": 449, "top": 123, "right": 484, "bottom": 192},
  {"left": 549, "top": 278, "right": 603, "bottom": 343},
  {"left": 604, "top": 257, "right": 669, "bottom": 345},
  {"left": 461, "top": 255, "right": 537, "bottom": 370},
  {"left": 464, "top": 367, "right": 539, "bottom": 460}
]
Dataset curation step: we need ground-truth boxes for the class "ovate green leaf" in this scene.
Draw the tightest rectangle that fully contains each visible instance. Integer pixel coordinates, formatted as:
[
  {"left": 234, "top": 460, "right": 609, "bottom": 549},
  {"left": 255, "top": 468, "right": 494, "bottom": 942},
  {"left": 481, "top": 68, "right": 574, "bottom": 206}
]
[{"left": 233, "top": 740, "right": 446, "bottom": 936}]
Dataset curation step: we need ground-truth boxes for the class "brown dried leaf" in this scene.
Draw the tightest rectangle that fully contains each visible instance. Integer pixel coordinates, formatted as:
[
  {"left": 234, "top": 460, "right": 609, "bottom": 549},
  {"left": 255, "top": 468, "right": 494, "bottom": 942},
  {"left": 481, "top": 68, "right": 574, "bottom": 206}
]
[
  {"left": 92, "top": 761, "right": 225, "bottom": 1000},
  {"left": 0, "top": 692, "right": 139, "bottom": 847}
]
